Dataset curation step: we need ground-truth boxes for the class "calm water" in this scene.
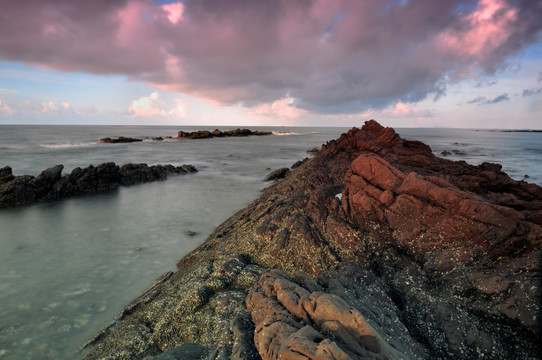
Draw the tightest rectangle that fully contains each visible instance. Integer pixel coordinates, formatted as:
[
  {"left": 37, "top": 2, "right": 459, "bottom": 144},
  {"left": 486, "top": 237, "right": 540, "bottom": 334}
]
[{"left": 0, "top": 125, "right": 540, "bottom": 359}]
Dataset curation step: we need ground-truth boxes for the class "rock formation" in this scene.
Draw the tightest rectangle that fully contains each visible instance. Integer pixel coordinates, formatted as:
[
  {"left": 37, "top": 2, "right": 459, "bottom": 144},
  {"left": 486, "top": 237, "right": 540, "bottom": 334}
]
[
  {"left": 100, "top": 136, "right": 143, "bottom": 143},
  {"left": 0, "top": 163, "right": 197, "bottom": 208},
  {"left": 84, "top": 120, "right": 541, "bottom": 359},
  {"left": 177, "top": 129, "right": 272, "bottom": 139}
]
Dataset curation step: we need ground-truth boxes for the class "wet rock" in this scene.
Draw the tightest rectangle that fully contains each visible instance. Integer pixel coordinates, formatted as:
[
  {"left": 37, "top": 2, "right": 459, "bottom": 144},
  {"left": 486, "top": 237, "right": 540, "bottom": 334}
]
[
  {"left": 0, "top": 166, "right": 15, "bottom": 184},
  {"left": 263, "top": 168, "right": 290, "bottom": 182},
  {"left": 177, "top": 129, "right": 272, "bottom": 140},
  {"left": 100, "top": 136, "right": 143, "bottom": 143},
  {"left": 440, "top": 150, "right": 451, "bottom": 156},
  {"left": 150, "top": 343, "right": 204, "bottom": 360},
  {"left": 0, "top": 162, "right": 198, "bottom": 208},
  {"left": 84, "top": 255, "right": 266, "bottom": 360}
]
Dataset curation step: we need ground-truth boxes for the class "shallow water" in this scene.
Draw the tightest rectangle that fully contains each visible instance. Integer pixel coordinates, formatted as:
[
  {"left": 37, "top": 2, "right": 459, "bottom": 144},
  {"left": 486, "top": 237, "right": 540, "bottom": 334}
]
[{"left": 0, "top": 125, "right": 540, "bottom": 359}]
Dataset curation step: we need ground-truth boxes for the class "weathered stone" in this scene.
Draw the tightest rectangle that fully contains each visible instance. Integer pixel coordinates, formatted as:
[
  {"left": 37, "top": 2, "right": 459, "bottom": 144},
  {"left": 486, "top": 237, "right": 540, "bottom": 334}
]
[
  {"left": 246, "top": 265, "right": 425, "bottom": 360},
  {"left": 0, "top": 162, "right": 197, "bottom": 208},
  {"left": 263, "top": 168, "right": 290, "bottom": 182}
]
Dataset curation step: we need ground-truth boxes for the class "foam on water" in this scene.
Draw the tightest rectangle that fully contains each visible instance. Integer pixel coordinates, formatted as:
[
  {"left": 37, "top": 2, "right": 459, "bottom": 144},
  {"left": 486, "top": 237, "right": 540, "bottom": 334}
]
[{"left": 39, "top": 142, "right": 98, "bottom": 149}]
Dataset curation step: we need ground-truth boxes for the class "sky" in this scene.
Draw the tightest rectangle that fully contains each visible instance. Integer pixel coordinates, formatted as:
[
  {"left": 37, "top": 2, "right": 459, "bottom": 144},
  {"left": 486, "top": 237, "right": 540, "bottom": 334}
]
[{"left": 0, "top": 0, "right": 541, "bottom": 128}]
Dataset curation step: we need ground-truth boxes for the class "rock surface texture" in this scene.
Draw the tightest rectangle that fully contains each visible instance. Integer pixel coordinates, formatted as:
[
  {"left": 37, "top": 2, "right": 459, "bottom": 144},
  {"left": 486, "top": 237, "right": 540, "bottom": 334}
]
[
  {"left": 85, "top": 120, "right": 541, "bottom": 359},
  {"left": 0, "top": 163, "right": 197, "bottom": 208}
]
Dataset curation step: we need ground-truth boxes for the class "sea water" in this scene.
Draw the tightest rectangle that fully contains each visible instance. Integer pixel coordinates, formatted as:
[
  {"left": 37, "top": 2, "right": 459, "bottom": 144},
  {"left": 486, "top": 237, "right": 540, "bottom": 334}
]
[{"left": 0, "top": 125, "right": 540, "bottom": 359}]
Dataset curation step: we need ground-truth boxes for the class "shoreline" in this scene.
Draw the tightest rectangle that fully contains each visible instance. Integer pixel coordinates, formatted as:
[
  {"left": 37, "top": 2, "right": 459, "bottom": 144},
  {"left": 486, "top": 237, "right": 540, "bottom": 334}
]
[{"left": 83, "top": 120, "right": 542, "bottom": 359}]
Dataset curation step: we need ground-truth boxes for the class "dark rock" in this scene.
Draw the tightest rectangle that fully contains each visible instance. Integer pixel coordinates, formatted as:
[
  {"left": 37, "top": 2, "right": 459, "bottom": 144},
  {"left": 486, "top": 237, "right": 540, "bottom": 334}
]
[
  {"left": 151, "top": 343, "right": 204, "bottom": 360},
  {"left": 263, "top": 168, "right": 290, "bottom": 182},
  {"left": 211, "top": 129, "right": 225, "bottom": 137},
  {"left": 153, "top": 137, "right": 164, "bottom": 141},
  {"left": 0, "top": 166, "right": 15, "bottom": 184},
  {"left": 176, "top": 129, "right": 272, "bottom": 140},
  {"left": 178, "top": 130, "right": 213, "bottom": 139},
  {"left": 291, "top": 157, "right": 309, "bottom": 169},
  {"left": 0, "top": 162, "right": 198, "bottom": 208},
  {"left": 440, "top": 150, "right": 451, "bottom": 156},
  {"left": 100, "top": 136, "right": 143, "bottom": 143}
]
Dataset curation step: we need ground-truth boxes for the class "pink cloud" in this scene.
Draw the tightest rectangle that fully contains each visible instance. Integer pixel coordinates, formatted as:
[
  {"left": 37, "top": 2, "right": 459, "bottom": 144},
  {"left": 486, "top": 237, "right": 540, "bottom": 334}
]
[
  {"left": 0, "top": 98, "right": 14, "bottom": 115},
  {"left": 388, "top": 102, "right": 434, "bottom": 118},
  {"left": 129, "top": 92, "right": 186, "bottom": 118},
  {"left": 0, "top": 0, "right": 540, "bottom": 115},
  {"left": 250, "top": 97, "right": 307, "bottom": 119},
  {"left": 161, "top": 2, "right": 184, "bottom": 25}
]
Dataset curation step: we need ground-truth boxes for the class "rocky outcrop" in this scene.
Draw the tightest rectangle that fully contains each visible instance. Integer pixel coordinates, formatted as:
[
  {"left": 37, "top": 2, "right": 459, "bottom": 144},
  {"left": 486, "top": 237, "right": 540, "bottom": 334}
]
[
  {"left": 246, "top": 265, "right": 424, "bottom": 359},
  {"left": 83, "top": 254, "right": 266, "bottom": 360},
  {"left": 85, "top": 120, "right": 541, "bottom": 359},
  {"left": 100, "top": 136, "right": 143, "bottom": 143},
  {"left": 0, "top": 163, "right": 197, "bottom": 208},
  {"left": 263, "top": 167, "right": 290, "bottom": 182},
  {"left": 178, "top": 129, "right": 272, "bottom": 139}
]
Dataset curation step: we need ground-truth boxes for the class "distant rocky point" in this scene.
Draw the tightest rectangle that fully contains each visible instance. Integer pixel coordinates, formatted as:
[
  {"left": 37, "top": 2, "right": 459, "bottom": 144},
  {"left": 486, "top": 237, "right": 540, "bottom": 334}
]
[
  {"left": 177, "top": 128, "right": 272, "bottom": 139},
  {"left": 0, "top": 162, "right": 197, "bottom": 208},
  {"left": 99, "top": 136, "right": 143, "bottom": 143},
  {"left": 502, "top": 129, "right": 542, "bottom": 133}
]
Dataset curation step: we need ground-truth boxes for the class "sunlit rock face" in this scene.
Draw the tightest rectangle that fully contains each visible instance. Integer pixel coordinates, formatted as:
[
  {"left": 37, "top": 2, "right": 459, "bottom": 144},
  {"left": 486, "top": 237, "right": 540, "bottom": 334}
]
[{"left": 85, "top": 120, "right": 542, "bottom": 360}]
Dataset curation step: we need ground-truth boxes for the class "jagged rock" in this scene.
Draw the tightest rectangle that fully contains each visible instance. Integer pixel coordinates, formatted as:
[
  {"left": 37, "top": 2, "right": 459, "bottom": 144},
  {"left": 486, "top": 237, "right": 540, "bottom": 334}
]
[
  {"left": 0, "top": 162, "right": 198, "bottom": 208},
  {"left": 177, "top": 129, "right": 272, "bottom": 140},
  {"left": 246, "top": 265, "right": 424, "bottom": 359},
  {"left": 86, "top": 120, "right": 542, "bottom": 359},
  {"left": 100, "top": 136, "right": 143, "bottom": 143},
  {"left": 263, "top": 168, "right": 290, "bottom": 182},
  {"left": 0, "top": 166, "right": 15, "bottom": 184},
  {"left": 84, "top": 255, "right": 266, "bottom": 360}
]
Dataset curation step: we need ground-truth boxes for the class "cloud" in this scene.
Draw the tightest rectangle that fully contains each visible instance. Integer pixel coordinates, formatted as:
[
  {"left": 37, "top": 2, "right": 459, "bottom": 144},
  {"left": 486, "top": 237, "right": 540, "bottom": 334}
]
[
  {"left": 485, "top": 93, "right": 510, "bottom": 104},
  {"left": 466, "top": 95, "right": 488, "bottom": 104},
  {"left": 522, "top": 88, "right": 542, "bottom": 97},
  {"left": 466, "top": 93, "right": 510, "bottom": 105},
  {"left": 0, "top": 98, "right": 14, "bottom": 115},
  {"left": 0, "top": 0, "right": 541, "bottom": 114},
  {"left": 0, "top": 88, "right": 18, "bottom": 94},
  {"left": 386, "top": 102, "right": 434, "bottom": 118},
  {"left": 129, "top": 91, "right": 186, "bottom": 118},
  {"left": 538, "top": 72, "right": 542, "bottom": 84},
  {"left": 250, "top": 97, "right": 307, "bottom": 119}
]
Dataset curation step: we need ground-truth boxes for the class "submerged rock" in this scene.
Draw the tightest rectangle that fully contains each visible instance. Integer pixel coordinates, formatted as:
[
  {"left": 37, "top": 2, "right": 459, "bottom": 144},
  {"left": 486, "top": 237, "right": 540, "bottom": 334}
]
[
  {"left": 0, "top": 162, "right": 198, "bottom": 208},
  {"left": 85, "top": 120, "right": 542, "bottom": 359}
]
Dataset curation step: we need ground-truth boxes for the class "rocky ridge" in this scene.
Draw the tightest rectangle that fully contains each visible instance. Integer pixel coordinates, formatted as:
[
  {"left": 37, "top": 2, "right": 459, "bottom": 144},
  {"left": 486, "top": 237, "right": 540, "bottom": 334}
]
[
  {"left": 0, "top": 162, "right": 197, "bottom": 208},
  {"left": 84, "top": 120, "right": 541, "bottom": 359},
  {"left": 177, "top": 128, "right": 272, "bottom": 140}
]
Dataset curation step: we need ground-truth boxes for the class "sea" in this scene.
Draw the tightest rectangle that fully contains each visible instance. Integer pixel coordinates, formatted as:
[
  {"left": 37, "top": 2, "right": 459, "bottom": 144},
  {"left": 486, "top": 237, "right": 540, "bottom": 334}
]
[{"left": 0, "top": 125, "right": 541, "bottom": 359}]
